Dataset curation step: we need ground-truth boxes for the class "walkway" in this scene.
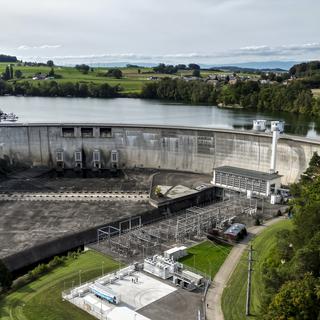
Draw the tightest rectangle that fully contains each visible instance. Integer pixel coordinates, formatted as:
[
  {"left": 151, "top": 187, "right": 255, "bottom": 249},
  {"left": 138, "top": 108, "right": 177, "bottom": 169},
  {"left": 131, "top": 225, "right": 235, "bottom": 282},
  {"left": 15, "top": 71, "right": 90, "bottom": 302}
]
[
  {"left": 205, "top": 217, "right": 285, "bottom": 320},
  {"left": 0, "top": 191, "right": 149, "bottom": 202}
]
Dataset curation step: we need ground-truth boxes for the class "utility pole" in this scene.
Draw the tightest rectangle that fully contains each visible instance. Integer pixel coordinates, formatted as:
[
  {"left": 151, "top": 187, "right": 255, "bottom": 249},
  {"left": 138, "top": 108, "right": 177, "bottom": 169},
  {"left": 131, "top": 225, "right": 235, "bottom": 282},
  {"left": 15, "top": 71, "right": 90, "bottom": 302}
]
[{"left": 246, "top": 244, "right": 254, "bottom": 316}]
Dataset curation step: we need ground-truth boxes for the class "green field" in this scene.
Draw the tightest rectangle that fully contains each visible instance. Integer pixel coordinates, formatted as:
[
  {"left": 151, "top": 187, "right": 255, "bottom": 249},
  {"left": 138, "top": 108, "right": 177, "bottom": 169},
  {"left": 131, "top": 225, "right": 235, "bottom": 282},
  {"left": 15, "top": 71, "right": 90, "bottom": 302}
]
[
  {"left": 0, "top": 63, "right": 153, "bottom": 94},
  {"left": 221, "top": 219, "right": 293, "bottom": 320},
  {"left": 0, "top": 250, "right": 121, "bottom": 320},
  {"left": 0, "top": 63, "right": 190, "bottom": 94},
  {"left": 179, "top": 240, "right": 232, "bottom": 280},
  {"left": 0, "top": 62, "right": 258, "bottom": 95}
]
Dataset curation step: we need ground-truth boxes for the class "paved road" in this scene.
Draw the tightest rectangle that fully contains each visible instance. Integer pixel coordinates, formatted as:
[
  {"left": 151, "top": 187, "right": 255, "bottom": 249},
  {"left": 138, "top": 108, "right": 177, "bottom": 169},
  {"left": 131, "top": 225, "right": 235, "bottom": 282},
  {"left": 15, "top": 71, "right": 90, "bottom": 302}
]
[{"left": 205, "top": 217, "right": 285, "bottom": 320}]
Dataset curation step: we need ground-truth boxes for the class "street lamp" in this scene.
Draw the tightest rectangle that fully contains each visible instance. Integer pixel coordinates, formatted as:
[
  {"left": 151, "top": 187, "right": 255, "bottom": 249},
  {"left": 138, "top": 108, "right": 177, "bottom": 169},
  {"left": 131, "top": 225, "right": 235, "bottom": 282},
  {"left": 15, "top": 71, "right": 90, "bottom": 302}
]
[{"left": 79, "top": 270, "right": 82, "bottom": 286}]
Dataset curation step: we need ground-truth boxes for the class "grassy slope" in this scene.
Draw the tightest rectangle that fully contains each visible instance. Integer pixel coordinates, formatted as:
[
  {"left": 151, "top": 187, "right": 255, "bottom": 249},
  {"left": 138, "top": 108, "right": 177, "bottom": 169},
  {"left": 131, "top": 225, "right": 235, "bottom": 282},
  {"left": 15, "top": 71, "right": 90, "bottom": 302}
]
[
  {"left": 0, "top": 63, "right": 149, "bottom": 94},
  {"left": 179, "top": 240, "right": 232, "bottom": 280},
  {"left": 221, "top": 219, "right": 293, "bottom": 320},
  {"left": 0, "top": 250, "right": 121, "bottom": 320},
  {"left": 0, "top": 63, "right": 258, "bottom": 95}
]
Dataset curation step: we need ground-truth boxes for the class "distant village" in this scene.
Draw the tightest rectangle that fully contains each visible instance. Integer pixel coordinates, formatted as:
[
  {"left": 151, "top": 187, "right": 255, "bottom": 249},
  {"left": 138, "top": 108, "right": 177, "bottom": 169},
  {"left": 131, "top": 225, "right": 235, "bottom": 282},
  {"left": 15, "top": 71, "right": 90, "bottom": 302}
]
[{"left": 148, "top": 72, "right": 295, "bottom": 86}]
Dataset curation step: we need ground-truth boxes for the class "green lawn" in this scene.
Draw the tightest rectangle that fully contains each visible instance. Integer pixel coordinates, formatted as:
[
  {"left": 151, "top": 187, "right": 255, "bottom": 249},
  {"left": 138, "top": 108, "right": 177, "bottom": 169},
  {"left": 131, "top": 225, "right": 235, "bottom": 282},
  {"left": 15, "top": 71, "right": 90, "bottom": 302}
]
[
  {"left": 0, "top": 250, "right": 121, "bottom": 320},
  {"left": 179, "top": 240, "right": 232, "bottom": 280},
  {"left": 221, "top": 219, "right": 293, "bottom": 320}
]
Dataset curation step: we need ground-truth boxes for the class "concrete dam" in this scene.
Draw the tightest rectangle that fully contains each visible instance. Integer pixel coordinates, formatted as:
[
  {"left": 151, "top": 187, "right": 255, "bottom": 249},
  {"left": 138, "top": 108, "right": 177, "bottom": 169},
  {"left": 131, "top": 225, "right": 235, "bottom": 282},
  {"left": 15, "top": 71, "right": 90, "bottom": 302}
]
[{"left": 0, "top": 123, "right": 320, "bottom": 184}]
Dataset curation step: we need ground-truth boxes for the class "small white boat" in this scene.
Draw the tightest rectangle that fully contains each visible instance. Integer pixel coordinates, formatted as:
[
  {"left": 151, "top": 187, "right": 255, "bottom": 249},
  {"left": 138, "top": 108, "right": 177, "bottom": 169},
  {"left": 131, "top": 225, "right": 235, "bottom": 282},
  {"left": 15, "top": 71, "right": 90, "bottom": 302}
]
[{"left": 0, "top": 111, "right": 19, "bottom": 122}]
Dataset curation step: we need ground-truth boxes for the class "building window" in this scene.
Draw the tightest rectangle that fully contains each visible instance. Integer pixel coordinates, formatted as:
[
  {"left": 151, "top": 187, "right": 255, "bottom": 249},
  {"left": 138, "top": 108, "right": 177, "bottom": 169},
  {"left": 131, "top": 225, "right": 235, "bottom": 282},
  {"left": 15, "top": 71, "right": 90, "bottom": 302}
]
[
  {"left": 75, "top": 151, "right": 82, "bottom": 162},
  {"left": 62, "top": 128, "right": 75, "bottom": 138},
  {"left": 112, "top": 153, "right": 117, "bottom": 162},
  {"left": 81, "top": 128, "right": 93, "bottom": 138},
  {"left": 56, "top": 151, "right": 63, "bottom": 162},
  {"left": 100, "top": 128, "right": 112, "bottom": 138},
  {"left": 93, "top": 151, "right": 100, "bottom": 161}
]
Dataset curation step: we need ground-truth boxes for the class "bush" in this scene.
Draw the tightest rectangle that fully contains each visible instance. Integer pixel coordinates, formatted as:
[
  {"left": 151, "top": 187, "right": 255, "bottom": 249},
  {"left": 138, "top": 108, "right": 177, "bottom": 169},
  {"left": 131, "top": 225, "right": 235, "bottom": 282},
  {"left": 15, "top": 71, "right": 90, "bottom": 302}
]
[
  {"left": 0, "top": 259, "right": 12, "bottom": 291},
  {"left": 255, "top": 217, "right": 261, "bottom": 226}
]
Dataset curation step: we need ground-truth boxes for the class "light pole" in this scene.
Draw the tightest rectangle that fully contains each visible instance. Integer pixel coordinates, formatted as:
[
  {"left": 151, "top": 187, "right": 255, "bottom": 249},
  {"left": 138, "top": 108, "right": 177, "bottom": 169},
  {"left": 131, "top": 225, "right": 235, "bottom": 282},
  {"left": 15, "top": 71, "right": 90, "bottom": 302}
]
[
  {"left": 102, "top": 262, "right": 105, "bottom": 276},
  {"left": 79, "top": 270, "right": 82, "bottom": 286}
]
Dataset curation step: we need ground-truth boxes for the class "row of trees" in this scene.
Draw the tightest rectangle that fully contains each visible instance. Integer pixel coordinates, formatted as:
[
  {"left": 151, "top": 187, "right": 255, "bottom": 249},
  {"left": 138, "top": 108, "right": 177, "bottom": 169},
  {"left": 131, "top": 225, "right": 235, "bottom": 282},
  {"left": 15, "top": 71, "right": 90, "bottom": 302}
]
[
  {"left": 289, "top": 60, "right": 320, "bottom": 77},
  {"left": 1, "top": 65, "right": 23, "bottom": 80},
  {"left": 153, "top": 63, "right": 201, "bottom": 74},
  {"left": 141, "top": 78, "right": 320, "bottom": 115},
  {"left": 0, "top": 250, "right": 83, "bottom": 294},
  {"left": 97, "top": 68, "right": 123, "bottom": 79},
  {"left": 0, "top": 80, "right": 118, "bottom": 98},
  {"left": 260, "top": 152, "right": 320, "bottom": 319},
  {"left": 0, "top": 54, "right": 17, "bottom": 63}
]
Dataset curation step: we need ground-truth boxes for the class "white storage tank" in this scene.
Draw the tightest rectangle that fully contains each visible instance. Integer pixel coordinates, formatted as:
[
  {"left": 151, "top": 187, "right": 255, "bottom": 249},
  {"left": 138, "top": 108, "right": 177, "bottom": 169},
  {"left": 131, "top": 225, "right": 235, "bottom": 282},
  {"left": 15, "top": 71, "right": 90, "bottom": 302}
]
[
  {"left": 271, "top": 121, "right": 285, "bottom": 133},
  {"left": 252, "top": 120, "right": 267, "bottom": 132}
]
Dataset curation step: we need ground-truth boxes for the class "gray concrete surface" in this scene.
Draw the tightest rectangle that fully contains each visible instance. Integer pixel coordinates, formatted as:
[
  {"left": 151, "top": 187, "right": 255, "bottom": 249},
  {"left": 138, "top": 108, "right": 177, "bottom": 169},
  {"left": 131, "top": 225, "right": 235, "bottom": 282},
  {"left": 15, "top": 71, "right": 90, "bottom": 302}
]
[
  {"left": 139, "top": 287, "right": 203, "bottom": 320},
  {"left": 0, "top": 168, "right": 210, "bottom": 263},
  {"left": 1, "top": 124, "right": 320, "bottom": 184},
  {"left": 0, "top": 200, "right": 153, "bottom": 259}
]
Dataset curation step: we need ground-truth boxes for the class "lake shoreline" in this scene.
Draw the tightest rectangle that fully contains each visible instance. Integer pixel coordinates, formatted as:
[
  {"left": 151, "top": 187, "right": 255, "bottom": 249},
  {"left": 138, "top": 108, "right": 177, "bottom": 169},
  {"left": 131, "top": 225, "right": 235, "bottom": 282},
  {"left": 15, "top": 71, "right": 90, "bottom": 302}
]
[{"left": 0, "top": 96, "right": 319, "bottom": 139}]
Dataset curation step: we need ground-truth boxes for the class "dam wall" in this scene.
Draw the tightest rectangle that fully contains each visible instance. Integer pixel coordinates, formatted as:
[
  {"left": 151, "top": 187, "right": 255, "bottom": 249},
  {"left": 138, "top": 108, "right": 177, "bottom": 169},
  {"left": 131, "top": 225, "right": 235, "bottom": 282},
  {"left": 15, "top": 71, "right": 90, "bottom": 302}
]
[{"left": 1, "top": 123, "right": 320, "bottom": 184}]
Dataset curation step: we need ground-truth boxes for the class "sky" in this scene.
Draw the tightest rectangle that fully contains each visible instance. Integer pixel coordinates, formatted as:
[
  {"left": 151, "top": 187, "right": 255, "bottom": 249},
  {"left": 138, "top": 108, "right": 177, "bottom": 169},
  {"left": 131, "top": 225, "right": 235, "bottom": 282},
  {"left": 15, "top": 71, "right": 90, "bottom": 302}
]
[{"left": 1, "top": 0, "right": 319, "bottom": 65}]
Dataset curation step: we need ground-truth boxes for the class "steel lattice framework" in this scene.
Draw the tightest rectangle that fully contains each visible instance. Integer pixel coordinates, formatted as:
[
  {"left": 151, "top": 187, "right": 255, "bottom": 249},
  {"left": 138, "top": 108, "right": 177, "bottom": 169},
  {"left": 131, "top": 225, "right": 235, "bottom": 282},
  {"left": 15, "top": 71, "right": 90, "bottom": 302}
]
[{"left": 95, "top": 192, "right": 257, "bottom": 258}]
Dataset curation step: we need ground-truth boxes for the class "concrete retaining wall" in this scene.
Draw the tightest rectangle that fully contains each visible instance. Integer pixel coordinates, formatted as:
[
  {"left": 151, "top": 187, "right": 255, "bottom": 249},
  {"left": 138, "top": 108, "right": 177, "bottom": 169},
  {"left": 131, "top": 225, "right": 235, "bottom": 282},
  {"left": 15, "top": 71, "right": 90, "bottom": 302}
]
[{"left": 1, "top": 124, "right": 320, "bottom": 184}]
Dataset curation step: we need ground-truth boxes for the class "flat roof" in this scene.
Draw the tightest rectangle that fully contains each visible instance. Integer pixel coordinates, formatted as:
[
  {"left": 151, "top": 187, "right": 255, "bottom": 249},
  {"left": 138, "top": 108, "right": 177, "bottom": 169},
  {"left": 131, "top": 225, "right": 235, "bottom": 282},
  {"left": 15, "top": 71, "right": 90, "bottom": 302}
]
[
  {"left": 214, "top": 166, "right": 281, "bottom": 181},
  {"left": 182, "top": 270, "right": 204, "bottom": 281},
  {"left": 165, "top": 246, "right": 187, "bottom": 254}
]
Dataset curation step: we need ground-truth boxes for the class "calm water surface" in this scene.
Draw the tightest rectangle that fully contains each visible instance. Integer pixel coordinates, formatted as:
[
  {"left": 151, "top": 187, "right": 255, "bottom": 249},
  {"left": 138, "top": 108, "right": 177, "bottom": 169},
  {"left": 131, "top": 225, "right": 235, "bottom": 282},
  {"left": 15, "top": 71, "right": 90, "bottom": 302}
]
[{"left": 0, "top": 96, "right": 319, "bottom": 139}]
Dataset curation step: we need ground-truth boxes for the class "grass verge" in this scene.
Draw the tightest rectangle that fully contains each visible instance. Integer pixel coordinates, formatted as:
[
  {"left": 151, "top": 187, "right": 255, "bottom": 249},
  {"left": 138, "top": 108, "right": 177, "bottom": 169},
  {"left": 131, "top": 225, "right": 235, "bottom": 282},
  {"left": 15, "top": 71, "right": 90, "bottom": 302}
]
[
  {"left": 0, "top": 250, "right": 121, "bottom": 320},
  {"left": 179, "top": 240, "right": 232, "bottom": 279},
  {"left": 221, "top": 219, "right": 293, "bottom": 320}
]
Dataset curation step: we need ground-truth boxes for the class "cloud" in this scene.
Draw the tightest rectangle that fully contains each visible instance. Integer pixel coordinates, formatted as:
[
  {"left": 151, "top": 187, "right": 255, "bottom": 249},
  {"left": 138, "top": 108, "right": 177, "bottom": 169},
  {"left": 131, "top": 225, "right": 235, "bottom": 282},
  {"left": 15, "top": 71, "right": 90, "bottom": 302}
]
[
  {"left": 18, "top": 44, "right": 61, "bottom": 50},
  {"left": 18, "top": 42, "right": 320, "bottom": 65},
  {"left": 237, "top": 43, "right": 320, "bottom": 57}
]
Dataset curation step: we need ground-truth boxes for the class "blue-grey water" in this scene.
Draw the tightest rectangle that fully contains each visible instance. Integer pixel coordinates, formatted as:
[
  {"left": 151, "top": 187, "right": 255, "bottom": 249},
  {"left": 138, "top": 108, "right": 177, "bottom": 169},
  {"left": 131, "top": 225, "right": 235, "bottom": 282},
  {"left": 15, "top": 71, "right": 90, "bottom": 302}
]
[{"left": 0, "top": 96, "right": 319, "bottom": 139}]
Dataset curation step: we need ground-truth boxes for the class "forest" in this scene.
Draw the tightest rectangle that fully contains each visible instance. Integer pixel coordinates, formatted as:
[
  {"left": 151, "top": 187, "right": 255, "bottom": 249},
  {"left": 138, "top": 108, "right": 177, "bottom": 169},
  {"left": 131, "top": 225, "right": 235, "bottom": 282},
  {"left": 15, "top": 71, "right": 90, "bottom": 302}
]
[
  {"left": 260, "top": 153, "right": 320, "bottom": 319},
  {"left": 142, "top": 78, "right": 320, "bottom": 115}
]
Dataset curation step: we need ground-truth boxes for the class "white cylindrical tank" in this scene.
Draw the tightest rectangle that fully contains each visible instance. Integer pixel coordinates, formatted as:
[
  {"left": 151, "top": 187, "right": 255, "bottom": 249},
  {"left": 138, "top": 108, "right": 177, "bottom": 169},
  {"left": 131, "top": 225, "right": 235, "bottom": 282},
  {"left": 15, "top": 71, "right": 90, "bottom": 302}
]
[
  {"left": 253, "top": 120, "right": 267, "bottom": 132},
  {"left": 271, "top": 121, "right": 285, "bottom": 133}
]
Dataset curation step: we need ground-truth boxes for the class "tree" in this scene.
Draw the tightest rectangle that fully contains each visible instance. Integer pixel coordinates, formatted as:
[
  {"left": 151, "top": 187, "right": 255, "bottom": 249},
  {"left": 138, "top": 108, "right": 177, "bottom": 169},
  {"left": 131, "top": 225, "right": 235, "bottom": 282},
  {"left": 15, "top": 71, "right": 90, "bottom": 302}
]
[
  {"left": 75, "top": 64, "right": 90, "bottom": 74},
  {"left": 0, "top": 54, "right": 18, "bottom": 63},
  {"left": 14, "top": 69, "right": 22, "bottom": 79},
  {"left": 300, "top": 152, "right": 320, "bottom": 183},
  {"left": 155, "top": 186, "right": 163, "bottom": 197},
  {"left": 0, "top": 259, "right": 12, "bottom": 291},
  {"left": 264, "top": 274, "right": 320, "bottom": 320},
  {"left": 177, "top": 64, "right": 187, "bottom": 70},
  {"left": 188, "top": 63, "right": 200, "bottom": 70},
  {"left": 106, "top": 69, "right": 123, "bottom": 79},
  {"left": 192, "top": 69, "right": 200, "bottom": 77},
  {"left": 9, "top": 65, "right": 13, "bottom": 79},
  {"left": 46, "top": 60, "right": 54, "bottom": 67},
  {"left": 2, "top": 66, "right": 11, "bottom": 80},
  {"left": 48, "top": 68, "right": 55, "bottom": 77}
]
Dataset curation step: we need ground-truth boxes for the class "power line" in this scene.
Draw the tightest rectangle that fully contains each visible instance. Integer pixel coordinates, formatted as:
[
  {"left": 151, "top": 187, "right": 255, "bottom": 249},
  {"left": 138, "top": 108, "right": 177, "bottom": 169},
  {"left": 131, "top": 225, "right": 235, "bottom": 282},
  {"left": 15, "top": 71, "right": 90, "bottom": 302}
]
[{"left": 246, "top": 244, "right": 254, "bottom": 316}]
